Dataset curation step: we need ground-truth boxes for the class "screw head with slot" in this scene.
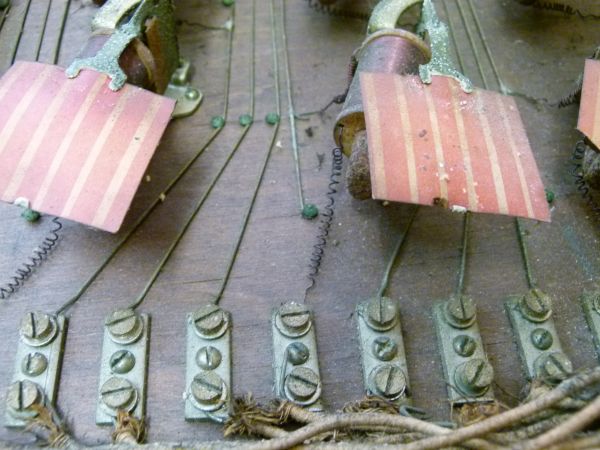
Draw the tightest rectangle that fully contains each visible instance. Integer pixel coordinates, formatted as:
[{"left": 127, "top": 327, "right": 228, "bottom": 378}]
[
  {"left": 105, "top": 309, "right": 143, "bottom": 344},
  {"left": 109, "top": 350, "right": 136, "bottom": 374},
  {"left": 21, "top": 352, "right": 48, "bottom": 377},
  {"left": 100, "top": 376, "right": 138, "bottom": 412},
  {"left": 369, "top": 365, "right": 407, "bottom": 399},
  {"left": 452, "top": 334, "right": 477, "bottom": 357},
  {"left": 196, "top": 346, "right": 222, "bottom": 371},
  {"left": 372, "top": 336, "right": 398, "bottom": 361},
  {"left": 531, "top": 328, "right": 553, "bottom": 350},
  {"left": 190, "top": 371, "right": 226, "bottom": 408},
  {"left": 535, "top": 352, "right": 572, "bottom": 383},
  {"left": 519, "top": 289, "right": 552, "bottom": 323},
  {"left": 285, "top": 367, "right": 320, "bottom": 402},
  {"left": 366, "top": 297, "right": 398, "bottom": 331},
  {"left": 287, "top": 342, "right": 310, "bottom": 366},
  {"left": 444, "top": 295, "right": 476, "bottom": 329},
  {"left": 454, "top": 358, "right": 494, "bottom": 397},
  {"left": 20, "top": 311, "right": 57, "bottom": 347},
  {"left": 192, "top": 304, "right": 227, "bottom": 338},
  {"left": 276, "top": 302, "right": 312, "bottom": 337},
  {"left": 6, "top": 380, "right": 42, "bottom": 416}
]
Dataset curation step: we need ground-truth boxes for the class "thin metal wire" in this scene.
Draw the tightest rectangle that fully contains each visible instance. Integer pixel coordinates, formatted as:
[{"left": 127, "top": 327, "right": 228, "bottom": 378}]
[
  {"left": 376, "top": 207, "right": 419, "bottom": 299},
  {"left": 455, "top": 212, "right": 471, "bottom": 296},
  {"left": 281, "top": 0, "right": 309, "bottom": 213},
  {"left": 10, "top": 0, "right": 32, "bottom": 64},
  {"left": 52, "top": 0, "right": 71, "bottom": 65},
  {"left": 214, "top": 0, "right": 281, "bottom": 305},
  {"left": 34, "top": 0, "right": 52, "bottom": 61},
  {"left": 516, "top": 218, "right": 536, "bottom": 289},
  {"left": 0, "top": 3, "right": 11, "bottom": 34},
  {"left": 55, "top": 7, "right": 237, "bottom": 315},
  {"left": 127, "top": 1, "right": 257, "bottom": 311},
  {"left": 458, "top": 0, "right": 538, "bottom": 290}
]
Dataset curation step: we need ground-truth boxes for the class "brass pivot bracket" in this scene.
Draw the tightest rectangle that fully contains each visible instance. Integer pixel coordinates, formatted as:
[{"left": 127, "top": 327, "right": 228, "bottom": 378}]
[
  {"left": 67, "top": 0, "right": 179, "bottom": 92},
  {"left": 416, "top": 0, "right": 473, "bottom": 93},
  {"left": 96, "top": 309, "right": 149, "bottom": 425},
  {"left": 4, "top": 311, "right": 67, "bottom": 428},
  {"left": 356, "top": 297, "right": 411, "bottom": 405},
  {"left": 185, "top": 304, "right": 232, "bottom": 423},
  {"left": 433, "top": 295, "right": 494, "bottom": 404},
  {"left": 164, "top": 59, "right": 203, "bottom": 119},
  {"left": 506, "top": 289, "right": 573, "bottom": 385},
  {"left": 272, "top": 302, "right": 323, "bottom": 411}
]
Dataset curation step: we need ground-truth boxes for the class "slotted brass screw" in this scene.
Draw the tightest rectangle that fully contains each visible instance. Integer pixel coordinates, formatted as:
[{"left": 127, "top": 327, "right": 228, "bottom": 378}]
[{"left": 285, "top": 367, "right": 320, "bottom": 402}]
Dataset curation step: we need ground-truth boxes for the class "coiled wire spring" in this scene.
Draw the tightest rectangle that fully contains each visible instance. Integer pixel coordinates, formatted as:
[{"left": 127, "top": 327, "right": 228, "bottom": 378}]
[
  {"left": 0, "top": 217, "right": 62, "bottom": 300},
  {"left": 517, "top": 0, "right": 600, "bottom": 19},
  {"left": 571, "top": 140, "right": 600, "bottom": 217},
  {"left": 304, "top": 147, "right": 343, "bottom": 300}
]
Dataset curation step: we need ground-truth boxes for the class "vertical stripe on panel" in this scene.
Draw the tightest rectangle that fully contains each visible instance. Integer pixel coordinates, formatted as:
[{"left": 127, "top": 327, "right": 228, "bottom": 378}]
[
  {"left": 496, "top": 96, "right": 534, "bottom": 218},
  {"left": 593, "top": 64, "right": 600, "bottom": 144},
  {"left": 475, "top": 90, "right": 509, "bottom": 215},
  {"left": 361, "top": 73, "right": 388, "bottom": 199},
  {"left": 449, "top": 80, "right": 478, "bottom": 210},
  {"left": 393, "top": 76, "right": 418, "bottom": 203},
  {"left": 0, "top": 65, "right": 53, "bottom": 158},
  {"left": 423, "top": 84, "right": 448, "bottom": 202},
  {"left": 61, "top": 88, "right": 134, "bottom": 218},
  {"left": 92, "top": 97, "right": 164, "bottom": 229},
  {"left": 3, "top": 76, "right": 73, "bottom": 199},
  {"left": 33, "top": 75, "right": 107, "bottom": 209}
]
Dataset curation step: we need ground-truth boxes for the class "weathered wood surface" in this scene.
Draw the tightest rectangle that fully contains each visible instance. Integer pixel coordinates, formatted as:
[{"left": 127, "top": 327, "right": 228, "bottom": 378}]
[{"left": 0, "top": 0, "right": 599, "bottom": 445}]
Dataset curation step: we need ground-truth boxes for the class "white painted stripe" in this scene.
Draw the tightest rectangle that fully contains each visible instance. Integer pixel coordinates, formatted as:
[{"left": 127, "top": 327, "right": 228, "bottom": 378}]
[
  {"left": 449, "top": 81, "right": 478, "bottom": 210},
  {"left": 393, "top": 76, "right": 418, "bottom": 204},
  {"left": 3, "top": 76, "right": 73, "bottom": 199},
  {"left": 423, "top": 86, "right": 448, "bottom": 201},
  {"left": 496, "top": 96, "right": 534, "bottom": 218},
  {"left": 33, "top": 76, "right": 107, "bottom": 208},
  {"left": 362, "top": 75, "right": 387, "bottom": 199},
  {"left": 0, "top": 62, "right": 28, "bottom": 105},
  {"left": 61, "top": 89, "right": 134, "bottom": 217},
  {"left": 92, "top": 97, "right": 163, "bottom": 228},
  {"left": 476, "top": 91, "right": 508, "bottom": 215},
  {"left": 0, "top": 65, "right": 53, "bottom": 158}
]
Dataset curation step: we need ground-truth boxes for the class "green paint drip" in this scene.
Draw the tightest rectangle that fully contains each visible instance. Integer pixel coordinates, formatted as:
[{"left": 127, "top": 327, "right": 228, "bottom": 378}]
[
  {"left": 239, "top": 114, "right": 253, "bottom": 126},
  {"left": 302, "top": 204, "right": 319, "bottom": 220},
  {"left": 21, "top": 209, "right": 40, "bottom": 223},
  {"left": 265, "top": 112, "right": 280, "bottom": 125},
  {"left": 545, "top": 189, "right": 555, "bottom": 204},
  {"left": 222, "top": 0, "right": 234, "bottom": 6},
  {"left": 211, "top": 115, "right": 225, "bottom": 129}
]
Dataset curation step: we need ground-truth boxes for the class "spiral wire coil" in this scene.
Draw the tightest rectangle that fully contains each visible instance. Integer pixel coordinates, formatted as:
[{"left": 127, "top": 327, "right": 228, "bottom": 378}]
[
  {"left": 304, "top": 147, "right": 344, "bottom": 300},
  {"left": 571, "top": 140, "right": 600, "bottom": 218},
  {"left": 0, "top": 217, "right": 62, "bottom": 300}
]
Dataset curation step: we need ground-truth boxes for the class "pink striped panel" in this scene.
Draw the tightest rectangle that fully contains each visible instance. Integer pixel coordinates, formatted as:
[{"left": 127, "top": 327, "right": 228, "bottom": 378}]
[
  {"left": 0, "top": 61, "right": 175, "bottom": 233},
  {"left": 578, "top": 59, "right": 600, "bottom": 150},
  {"left": 360, "top": 72, "right": 550, "bottom": 222}
]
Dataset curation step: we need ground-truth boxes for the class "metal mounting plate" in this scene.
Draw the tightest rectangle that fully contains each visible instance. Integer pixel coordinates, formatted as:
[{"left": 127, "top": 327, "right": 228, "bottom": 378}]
[
  {"left": 272, "top": 303, "right": 323, "bottom": 411},
  {"left": 184, "top": 308, "right": 232, "bottom": 423},
  {"left": 5, "top": 314, "right": 67, "bottom": 429},
  {"left": 505, "top": 295, "right": 571, "bottom": 382},
  {"left": 433, "top": 302, "right": 494, "bottom": 404},
  {"left": 96, "top": 313, "right": 149, "bottom": 425},
  {"left": 356, "top": 298, "right": 410, "bottom": 405}
]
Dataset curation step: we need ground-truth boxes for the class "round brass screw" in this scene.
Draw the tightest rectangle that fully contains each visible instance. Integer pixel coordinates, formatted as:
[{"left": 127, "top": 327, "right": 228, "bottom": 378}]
[
  {"left": 366, "top": 297, "right": 397, "bottom": 330},
  {"left": 453, "top": 335, "right": 477, "bottom": 357},
  {"left": 109, "top": 350, "right": 136, "bottom": 374},
  {"left": 287, "top": 342, "right": 310, "bottom": 366},
  {"left": 285, "top": 367, "right": 320, "bottom": 402},
  {"left": 196, "top": 346, "right": 222, "bottom": 371},
  {"left": 278, "top": 302, "right": 311, "bottom": 335},
  {"left": 20, "top": 311, "right": 56, "bottom": 346},
  {"left": 21, "top": 352, "right": 48, "bottom": 376},
  {"left": 455, "top": 358, "right": 494, "bottom": 397},
  {"left": 536, "top": 352, "right": 572, "bottom": 383},
  {"left": 519, "top": 289, "right": 552, "bottom": 323},
  {"left": 100, "top": 377, "right": 137, "bottom": 411},
  {"left": 444, "top": 295, "right": 476, "bottom": 329},
  {"left": 105, "top": 309, "right": 143, "bottom": 344},
  {"left": 192, "top": 304, "right": 225, "bottom": 337},
  {"left": 370, "top": 365, "right": 407, "bottom": 399},
  {"left": 531, "top": 328, "right": 553, "bottom": 350},
  {"left": 191, "top": 371, "right": 225, "bottom": 406},
  {"left": 372, "top": 336, "right": 398, "bottom": 361},
  {"left": 6, "top": 380, "right": 41, "bottom": 413}
]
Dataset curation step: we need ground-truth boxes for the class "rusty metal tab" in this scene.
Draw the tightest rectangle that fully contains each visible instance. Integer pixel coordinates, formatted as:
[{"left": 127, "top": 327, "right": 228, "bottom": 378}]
[
  {"left": 0, "top": 61, "right": 175, "bottom": 233},
  {"left": 360, "top": 72, "right": 550, "bottom": 222},
  {"left": 578, "top": 59, "right": 600, "bottom": 150}
]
